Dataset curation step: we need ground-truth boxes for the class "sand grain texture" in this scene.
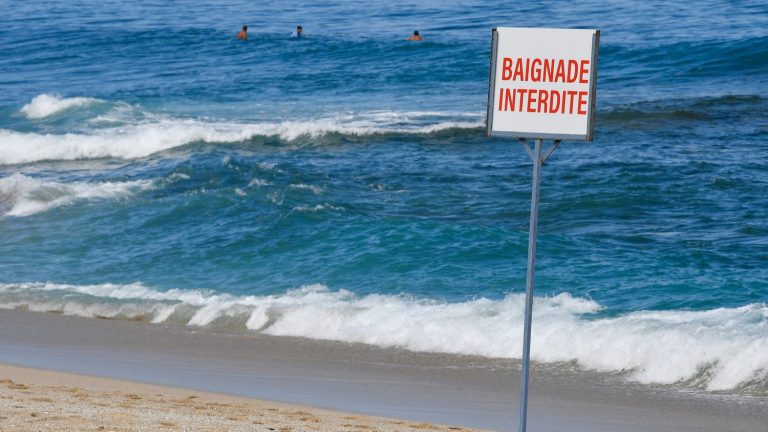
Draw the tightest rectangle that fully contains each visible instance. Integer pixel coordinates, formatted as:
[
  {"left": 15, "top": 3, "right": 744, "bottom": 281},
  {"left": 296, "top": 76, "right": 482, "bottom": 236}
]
[{"left": 0, "top": 364, "right": 480, "bottom": 432}]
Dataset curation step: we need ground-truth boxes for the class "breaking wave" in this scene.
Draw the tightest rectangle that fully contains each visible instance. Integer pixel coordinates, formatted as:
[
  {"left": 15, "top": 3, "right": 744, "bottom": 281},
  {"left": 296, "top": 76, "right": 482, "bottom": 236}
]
[
  {"left": 0, "top": 281, "right": 766, "bottom": 392},
  {"left": 20, "top": 94, "right": 102, "bottom": 119},
  {"left": 2, "top": 101, "right": 483, "bottom": 165},
  {"left": 0, "top": 174, "right": 155, "bottom": 216}
]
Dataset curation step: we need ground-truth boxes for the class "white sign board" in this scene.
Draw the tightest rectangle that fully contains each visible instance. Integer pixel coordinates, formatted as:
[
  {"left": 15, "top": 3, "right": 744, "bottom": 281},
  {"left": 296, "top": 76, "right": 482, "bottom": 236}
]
[{"left": 486, "top": 27, "right": 599, "bottom": 141}]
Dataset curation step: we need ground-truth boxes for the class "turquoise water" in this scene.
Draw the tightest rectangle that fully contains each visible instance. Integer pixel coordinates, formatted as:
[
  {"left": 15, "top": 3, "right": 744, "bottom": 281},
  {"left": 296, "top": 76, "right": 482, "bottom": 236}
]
[{"left": 0, "top": 1, "right": 766, "bottom": 393}]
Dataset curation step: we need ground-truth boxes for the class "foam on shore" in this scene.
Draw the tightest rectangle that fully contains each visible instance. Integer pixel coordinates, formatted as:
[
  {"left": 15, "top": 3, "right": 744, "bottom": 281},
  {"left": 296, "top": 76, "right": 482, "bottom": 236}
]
[{"left": 0, "top": 281, "right": 765, "bottom": 392}]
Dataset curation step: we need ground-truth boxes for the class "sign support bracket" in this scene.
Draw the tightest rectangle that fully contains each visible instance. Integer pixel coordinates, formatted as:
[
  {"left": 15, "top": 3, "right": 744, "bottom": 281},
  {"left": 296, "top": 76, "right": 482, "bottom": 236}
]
[
  {"left": 519, "top": 139, "right": 561, "bottom": 164},
  {"left": 542, "top": 140, "right": 561, "bottom": 163}
]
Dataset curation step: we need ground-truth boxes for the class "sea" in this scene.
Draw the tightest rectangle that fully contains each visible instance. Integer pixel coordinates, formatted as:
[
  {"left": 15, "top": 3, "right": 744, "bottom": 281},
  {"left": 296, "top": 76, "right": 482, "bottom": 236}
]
[{"left": 0, "top": 0, "right": 766, "bottom": 395}]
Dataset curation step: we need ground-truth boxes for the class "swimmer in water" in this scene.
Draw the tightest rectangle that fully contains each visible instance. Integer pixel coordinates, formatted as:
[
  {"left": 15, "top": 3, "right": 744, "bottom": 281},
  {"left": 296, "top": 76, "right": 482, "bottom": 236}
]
[
  {"left": 236, "top": 25, "right": 248, "bottom": 40},
  {"left": 406, "top": 30, "right": 423, "bottom": 41},
  {"left": 291, "top": 25, "right": 303, "bottom": 38}
]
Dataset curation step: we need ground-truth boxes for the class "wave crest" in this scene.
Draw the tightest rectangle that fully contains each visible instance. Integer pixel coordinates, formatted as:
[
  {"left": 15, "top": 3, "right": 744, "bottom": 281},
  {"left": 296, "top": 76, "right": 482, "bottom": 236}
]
[
  {"left": 20, "top": 94, "right": 102, "bottom": 119},
  {"left": 1, "top": 112, "right": 482, "bottom": 165},
  {"left": 0, "top": 174, "right": 155, "bottom": 217}
]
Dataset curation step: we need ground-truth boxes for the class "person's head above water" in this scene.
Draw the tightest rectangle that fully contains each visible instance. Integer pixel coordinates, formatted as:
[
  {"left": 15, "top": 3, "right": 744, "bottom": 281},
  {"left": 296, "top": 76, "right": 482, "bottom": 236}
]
[
  {"left": 407, "top": 30, "right": 424, "bottom": 41},
  {"left": 297, "top": 26, "right": 303, "bottom": 33},
  {"left": 236, "top": 25, "right": 248, "bottom": 40}
]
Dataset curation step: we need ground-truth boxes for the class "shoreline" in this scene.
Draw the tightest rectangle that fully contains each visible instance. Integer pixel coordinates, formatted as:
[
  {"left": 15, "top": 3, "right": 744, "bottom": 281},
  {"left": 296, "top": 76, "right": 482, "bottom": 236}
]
[
  {"left": 0, "top": 363, "right": 478, "bottom": 431},
  {"left": 1, "top": 309, "right": 766, "bottom": 431}
]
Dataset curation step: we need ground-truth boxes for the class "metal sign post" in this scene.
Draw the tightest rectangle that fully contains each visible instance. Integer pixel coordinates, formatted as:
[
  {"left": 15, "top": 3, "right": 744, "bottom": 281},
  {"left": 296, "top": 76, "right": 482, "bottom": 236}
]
[
  {"left": 519, "top": 138, "right": 541, "bottom": 432},
  {"left": 517, "top": 138, "right": 558, "bottom": 432},
  {"left": 485, "top": 26, "right": 599, "bottom": 432}
]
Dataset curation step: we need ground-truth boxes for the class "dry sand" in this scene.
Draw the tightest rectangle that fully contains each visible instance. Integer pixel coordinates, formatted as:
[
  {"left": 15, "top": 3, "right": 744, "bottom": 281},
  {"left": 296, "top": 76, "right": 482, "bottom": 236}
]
[{"left": 0, "top": 363, "right": 481, "bottom": 432}]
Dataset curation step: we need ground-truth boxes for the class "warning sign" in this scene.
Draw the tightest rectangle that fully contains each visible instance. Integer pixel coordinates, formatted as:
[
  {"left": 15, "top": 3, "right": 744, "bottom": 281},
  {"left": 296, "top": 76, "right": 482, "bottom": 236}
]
[{"left": 486, "top": 27, "right": 599, "bottom": 141}]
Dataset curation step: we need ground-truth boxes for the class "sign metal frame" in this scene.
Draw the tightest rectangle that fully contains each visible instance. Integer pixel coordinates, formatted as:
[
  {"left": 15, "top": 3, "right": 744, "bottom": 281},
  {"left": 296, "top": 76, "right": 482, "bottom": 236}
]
[{"left": 486, "top": 27, "right": 600, "bottom": 141}]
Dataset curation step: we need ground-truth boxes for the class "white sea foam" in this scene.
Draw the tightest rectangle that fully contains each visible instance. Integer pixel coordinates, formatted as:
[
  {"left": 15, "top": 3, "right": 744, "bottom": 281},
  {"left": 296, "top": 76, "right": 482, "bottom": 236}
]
[
  {"left": 248, "top": 178, "right": 271, "bottom": 187},
  {"left": 256, "top": 162, "right": 279, "bottom": 171},
  {"left": 292, "top": 203, "right": 343, "bottom": 212},
  {"left": 1, "top": 109, "right": 483, "bottom": 165},
  {"left": 288, "top": 184, "right": 325, "bottom": 195},
  {"left": 0, "top": 281, "right": 766, "bottom": 391},
  {"left": 167, "top": 172, "right": 191, "bottom": 182},
  {"left": 0, "top": 173, "right": 154, "bottom": 216},
  {"left": 20, "top": 94, "right": 102, "bottom": 119},
  {"left": 0, "top": 121, "right": 260, "bottom": 165}
]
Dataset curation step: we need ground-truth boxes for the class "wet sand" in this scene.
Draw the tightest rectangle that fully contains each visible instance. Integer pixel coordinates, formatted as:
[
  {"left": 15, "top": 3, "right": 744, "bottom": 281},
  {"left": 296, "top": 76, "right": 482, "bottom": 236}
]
[
  {"left": 0, "top": 363, "right": 479, "bottom": 431},
  {"left": 0, "top": 309, "right": 766, "bottom": 431}
]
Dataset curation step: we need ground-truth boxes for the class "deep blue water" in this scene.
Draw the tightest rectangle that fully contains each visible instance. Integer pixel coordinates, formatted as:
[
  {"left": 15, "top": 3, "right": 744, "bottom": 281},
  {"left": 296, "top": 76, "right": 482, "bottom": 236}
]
[{"left": 0, "top": 0, "right": 766, "bottom": 391}]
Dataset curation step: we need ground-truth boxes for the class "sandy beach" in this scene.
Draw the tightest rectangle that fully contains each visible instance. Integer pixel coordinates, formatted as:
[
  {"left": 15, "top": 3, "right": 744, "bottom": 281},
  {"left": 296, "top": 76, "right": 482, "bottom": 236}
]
[
  {"left": 0, "top": 363, "right": 480, "bottom": 431},
  {"left": 1, "top": 309, "right": 766, "bottom": 432}
]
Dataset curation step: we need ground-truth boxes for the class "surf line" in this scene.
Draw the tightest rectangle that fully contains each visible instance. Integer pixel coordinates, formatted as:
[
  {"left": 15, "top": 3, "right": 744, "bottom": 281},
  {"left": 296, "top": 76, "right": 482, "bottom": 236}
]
[{"left": 496, "top": 57, "right": 591, "bottom": 115}]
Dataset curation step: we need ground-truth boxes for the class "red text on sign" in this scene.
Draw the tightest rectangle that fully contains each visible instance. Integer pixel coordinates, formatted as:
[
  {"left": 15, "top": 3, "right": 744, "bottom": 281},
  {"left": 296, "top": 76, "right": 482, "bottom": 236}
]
[
  {"left": 500, "top": 58, "right": 590, "bottom": 83},
  {"left": 498, "top": 88, "right": 588, "bottom": 115}
]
